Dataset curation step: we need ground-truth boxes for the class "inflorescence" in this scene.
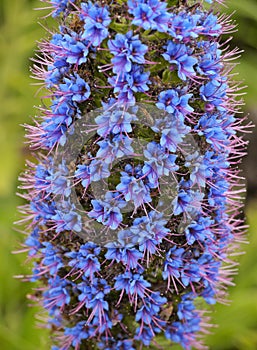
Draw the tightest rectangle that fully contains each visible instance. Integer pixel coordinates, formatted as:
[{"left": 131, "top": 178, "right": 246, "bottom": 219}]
[{"left": 17, "top": 0, "right": 250, "bottom": 349}]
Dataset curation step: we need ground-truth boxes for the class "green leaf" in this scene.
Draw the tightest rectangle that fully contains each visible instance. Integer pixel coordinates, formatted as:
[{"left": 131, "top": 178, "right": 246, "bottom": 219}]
[{"left": 109, "top": 20, "right": 129, "bottom": 34}]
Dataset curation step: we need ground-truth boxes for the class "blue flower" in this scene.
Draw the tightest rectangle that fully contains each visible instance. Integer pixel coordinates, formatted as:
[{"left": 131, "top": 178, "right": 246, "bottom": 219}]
[
  {"left": 163, "top": 246, "right": 184, "bottom": 287},
  {"left": 30, "top": 197, "right": 56, "bottom": 224},
  {"left": 168, "top": 12, "right": 201, "bottom": 41},
  {"left": 96, "top": 107, "right": 138, "bottom": 136},
  {"left": 81, "top": 2, "right": 111, "bottom": 46},
  {"left": 109, "top": 65, "right": 150, "bottom": 94},
  {"left": 181, "top": 259, "right": 201, "bottom": 287},
  {"left": 50, "top": 31, "right": 89, "bottom": 66},
  {"left": 116, "top": 166, "right": 152, "bottom": 208},
  {"left": 64, "top": 322, "right": 89, "bottom": 348},
  {"left": 34, "top": 163, "right": 51, "bottom": 192},
  {"left": 49, "top": 0, "right": 75, "bottom": 18},
  {"left": 172, "top": 178, "right": 204, "bottom": 216},
  {"left": 156, "top": 88, "right": 193, "bottom": 118},
  {"left": 130, "top": 2, "right": 156, "bottom": 30},
  {"left": 135, "top": 325, "right": 156, "bottom": 346},
  {"left": 24, "top": 228, "right": 42, "bottom": 257},
  {"left": 178, "top": 294, "right": 197, "bottom": 322},
  {"left": 108, "top": 31, "right": 148, "bottom": 74},
  {"left": 43, "top": 276, "right": 71, "bottom": 312},
  {"left": 162, "top": 41, "right": 198, "bottom": 80},
  {"left": 66, "top": 243, "right": 101, "bottom": 279},
  {"left": 185, "top": 151, "right": 211, "bottom": 187},
  {"left": 88, "top": 192, "right": 126, "bottom": 229},
  {"left": 128, "top": 273, "right": 151, "bottom": 299},
  {"left": 196, "top": 113, "right": 229, "bottom": 149},
  {"left": 128, "top": 0, "right": 170, "bottom": 32},
  {"left": 76, "top": 278, "right": 111, "bottom": 326},
  {"left": 166, "top": 316, "right": 201, "bottom": 349},
  {"left": 197, "top": 41, "right": 222, "bottom": 78},
  {"left": 59, "top": 73, "right": 90, "bottom": 102},
  {"left": 52, "top": 201, "right": 82, "bottom": 232},
  {"left": 114, "top": 271, "right": 133, "bottom": 295},
  {"left": 96, "top": 134, "right": 134, "bottom": 164},
  {"left": 75, "top": 164, "right": 91, "bottom": 188},
  {"left": 98, "top": 339, "right": 135, "bottom": 350},
  {"left": 22, "top": 0, "right": 246, "bottom": 348},
  {"left": 41, "top": 242, "right": 63, "bottom": 276},
  {"left": 108, "top": 65, "right": 151, "bottom": 104},
  {"left": 75, "top": 154, "right": 111, "bottom": 187},
  {"left": 200, "top": 12, "right": 222, "bottom": 37},
  {"left": 135, "top": 292, "right": 167, "bottom": 325},
  {"left": 185, "top": 216, "right": 214, "bottom": 245},
  {"left": 123, "top": 211, "right": 169, "bottom": 255},
  {"left": 47, "top": 160, "right": 71, "bottom": 197},
  {"left": 120, "top": 247, "right": 143, "bottom": 269},
  {"left": 200, "top": 78, "right": 228, "bottom": 111},
  {"left": 87, "top": 159, "right": 111, "bottom": 182},
  {"left": 142, "top": 141, "right": 178, "bottom": 187},
  {"left": 152, "top": 115, "right": 190, "bottom": 152}
]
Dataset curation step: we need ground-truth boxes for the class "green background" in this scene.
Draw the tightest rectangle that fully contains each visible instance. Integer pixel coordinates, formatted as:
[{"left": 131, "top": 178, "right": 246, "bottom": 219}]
[{"left": 0, "top": 0, "right": 257, "bottom": 349}]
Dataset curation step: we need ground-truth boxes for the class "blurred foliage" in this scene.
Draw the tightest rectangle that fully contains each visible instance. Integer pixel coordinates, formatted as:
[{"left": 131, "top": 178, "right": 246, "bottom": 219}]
[
  {"left": 224, "top": 0, "right": 257, "bottom": 107},
  {"left": 0, "top": 0, "right": 256, "bottom": 349},
  {"left": 0, "top": 0, "right": 49, "bottom": 348}
]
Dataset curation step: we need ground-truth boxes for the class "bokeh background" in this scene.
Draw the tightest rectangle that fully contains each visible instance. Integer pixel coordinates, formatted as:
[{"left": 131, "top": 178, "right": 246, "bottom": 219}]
[{"left": 0, "top": 0, "right": 257, "bottom": 349}]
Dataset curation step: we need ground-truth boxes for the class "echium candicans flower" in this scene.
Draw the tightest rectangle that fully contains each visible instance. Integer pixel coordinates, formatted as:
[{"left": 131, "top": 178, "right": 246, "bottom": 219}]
[{"left": 18, "top": 0, "right": 251, "bottom": 349}]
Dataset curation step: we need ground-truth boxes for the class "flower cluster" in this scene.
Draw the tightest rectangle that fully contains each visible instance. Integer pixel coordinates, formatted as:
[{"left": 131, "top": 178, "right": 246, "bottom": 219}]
[{"left": 19, "top": 1, "right": 249, "bottom": 350}]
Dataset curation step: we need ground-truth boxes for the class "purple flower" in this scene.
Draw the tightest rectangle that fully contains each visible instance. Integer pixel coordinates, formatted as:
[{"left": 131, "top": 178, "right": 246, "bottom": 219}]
[{"left": 21, "top": 1, "right": 247, "bottom": 349}]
